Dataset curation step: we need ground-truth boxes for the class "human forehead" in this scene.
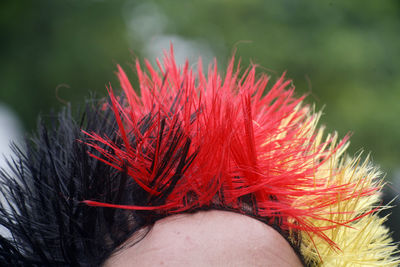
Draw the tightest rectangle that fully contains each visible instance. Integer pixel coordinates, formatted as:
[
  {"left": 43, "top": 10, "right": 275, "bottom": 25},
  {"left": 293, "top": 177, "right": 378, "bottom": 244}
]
[{"left": 104, "top": 210, "right": 303, "bottom": 267}]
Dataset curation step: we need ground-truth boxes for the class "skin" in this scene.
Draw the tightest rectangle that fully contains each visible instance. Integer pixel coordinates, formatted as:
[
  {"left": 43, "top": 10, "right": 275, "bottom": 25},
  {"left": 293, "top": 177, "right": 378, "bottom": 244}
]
[{"left": 104, "top": 210, "right": 303, "bottom": 267}]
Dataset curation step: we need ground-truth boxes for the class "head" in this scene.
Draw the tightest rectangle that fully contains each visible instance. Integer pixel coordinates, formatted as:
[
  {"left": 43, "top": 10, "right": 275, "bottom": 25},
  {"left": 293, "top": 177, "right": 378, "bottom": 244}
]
[
  {"left": 0, "top": 48, "right": 398, "bottom": 266},
  {"left": 104, "top": 211, "right": 303, "bottom": 266}
]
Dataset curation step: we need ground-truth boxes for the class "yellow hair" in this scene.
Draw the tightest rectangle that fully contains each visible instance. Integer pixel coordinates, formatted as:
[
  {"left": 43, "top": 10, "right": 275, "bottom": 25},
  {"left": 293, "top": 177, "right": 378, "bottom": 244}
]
[{"left": 293, "top": 110, "right": 399, "bottom": 266}]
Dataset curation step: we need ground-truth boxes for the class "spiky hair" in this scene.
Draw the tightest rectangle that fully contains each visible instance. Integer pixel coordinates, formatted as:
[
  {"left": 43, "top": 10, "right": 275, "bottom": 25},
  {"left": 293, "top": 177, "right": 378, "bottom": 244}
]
[{"left": 0, "top": 48, "right": 398, "bottom": 266}]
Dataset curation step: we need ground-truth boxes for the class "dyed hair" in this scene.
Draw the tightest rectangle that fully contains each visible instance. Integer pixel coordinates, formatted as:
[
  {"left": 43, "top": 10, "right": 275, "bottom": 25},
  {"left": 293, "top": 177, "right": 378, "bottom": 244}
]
[{"left": 0, "top": 48, "right": 398, "bottom": 266}]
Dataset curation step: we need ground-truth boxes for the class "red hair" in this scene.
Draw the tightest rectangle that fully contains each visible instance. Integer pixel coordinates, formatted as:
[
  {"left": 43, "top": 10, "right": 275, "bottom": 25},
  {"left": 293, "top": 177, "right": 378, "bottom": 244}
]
[{"left": 83, "top": 47, "right": 376, "bottom": 249}]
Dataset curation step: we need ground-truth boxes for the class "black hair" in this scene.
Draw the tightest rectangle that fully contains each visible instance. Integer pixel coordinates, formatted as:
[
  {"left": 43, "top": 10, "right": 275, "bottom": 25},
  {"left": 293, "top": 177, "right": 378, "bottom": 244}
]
[{"left": 0, "top": 100, "right": 155, "bottom": 266}]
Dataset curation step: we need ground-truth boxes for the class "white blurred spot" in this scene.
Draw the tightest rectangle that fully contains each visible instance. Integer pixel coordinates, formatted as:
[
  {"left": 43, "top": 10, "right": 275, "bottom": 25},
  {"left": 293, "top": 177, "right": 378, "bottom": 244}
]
[
  {"left": 123, "top": 2, "right": 168, "bottom": 44},
  {"left": 0, "top": 104, "right": 23, "bottom": 170},
  {"left": 144, "top": 35, "right": 214, "bottom": 69},
  {"left": 0, "top": 103, "right": 23, "bottom": 239},
  {"left": 123, "top": 2, "right": 215, "bottom": 70}
]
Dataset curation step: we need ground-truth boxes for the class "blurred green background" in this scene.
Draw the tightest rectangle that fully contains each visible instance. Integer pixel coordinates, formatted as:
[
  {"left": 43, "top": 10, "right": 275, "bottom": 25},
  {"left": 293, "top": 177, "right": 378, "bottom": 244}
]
[{"left": 1, "top": 0, "right": 399, "bottom": 241}]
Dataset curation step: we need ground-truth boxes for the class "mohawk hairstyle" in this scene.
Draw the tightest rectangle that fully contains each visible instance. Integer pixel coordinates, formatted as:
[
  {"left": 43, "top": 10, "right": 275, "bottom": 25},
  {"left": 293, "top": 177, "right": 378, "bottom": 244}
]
[{"left": 0, "top": 47, "right": 399, "bottom": 266}]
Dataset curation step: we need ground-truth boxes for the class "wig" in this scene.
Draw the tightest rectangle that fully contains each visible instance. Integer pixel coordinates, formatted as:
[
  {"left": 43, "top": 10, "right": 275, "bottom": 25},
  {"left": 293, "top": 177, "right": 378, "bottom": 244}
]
[{"left": 0, "top": 48, "right": 398, "bottom": 266}]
